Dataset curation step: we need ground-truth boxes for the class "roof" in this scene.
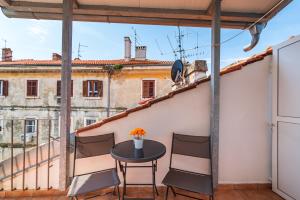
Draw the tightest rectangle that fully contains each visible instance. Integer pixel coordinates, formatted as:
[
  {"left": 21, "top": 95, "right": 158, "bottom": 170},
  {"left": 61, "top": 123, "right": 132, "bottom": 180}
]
[
  {"left": 76, "top": 47, "right": 272, "bottom": 134},
  {"left": 0, "top": 59, "right": 173, "bottom": 66},
  {"left": 0, "top": 0, "right": 291, "bottom": 29}
]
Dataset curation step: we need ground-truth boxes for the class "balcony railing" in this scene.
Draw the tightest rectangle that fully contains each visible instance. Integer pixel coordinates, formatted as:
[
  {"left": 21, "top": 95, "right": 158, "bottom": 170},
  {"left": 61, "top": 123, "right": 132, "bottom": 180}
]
[{"left": 0, "top": 119, "right": 61, "bottom": 191}]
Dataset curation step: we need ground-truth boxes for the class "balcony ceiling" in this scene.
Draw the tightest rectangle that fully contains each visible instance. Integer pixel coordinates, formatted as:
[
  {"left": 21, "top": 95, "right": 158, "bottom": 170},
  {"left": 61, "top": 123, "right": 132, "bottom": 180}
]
[{"left": 0, "top": 0, "right": 292, "bottom": 29}]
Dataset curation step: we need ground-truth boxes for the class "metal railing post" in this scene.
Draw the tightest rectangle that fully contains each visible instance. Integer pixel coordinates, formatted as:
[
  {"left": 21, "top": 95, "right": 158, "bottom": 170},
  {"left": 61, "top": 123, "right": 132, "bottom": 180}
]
[
  {"left": 47, "top": 120, "right": 51, "bottom": 189},
  {"left": 22, "top": 120, "right": 26, "bottom": 190},
  {"left": 10, "top": 120, "right": 13, "bottom": 191},
  {"left": 35, "top": 120, "right": 39, "bottom": 190}
]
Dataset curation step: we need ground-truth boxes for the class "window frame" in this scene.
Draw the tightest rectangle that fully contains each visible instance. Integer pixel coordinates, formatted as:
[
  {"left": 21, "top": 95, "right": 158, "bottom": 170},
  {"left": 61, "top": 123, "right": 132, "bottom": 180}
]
[
  {"left": 83, "top": 80, "right": 103, "bottom": 98},
  {"left": 141, "top": 79, "right": 156, "bottom": 99},
  {"left": 84, "top": 117, "right": 97, "bottom": 127},
  {"left": 25, "top": 118, "right": 37, "bottom": 135},
  {"left": 0, "top": 80, "right": 8, "bottom": 97},
  {"left": 26, "top": 80, "right": 39, "bottom": 97}
]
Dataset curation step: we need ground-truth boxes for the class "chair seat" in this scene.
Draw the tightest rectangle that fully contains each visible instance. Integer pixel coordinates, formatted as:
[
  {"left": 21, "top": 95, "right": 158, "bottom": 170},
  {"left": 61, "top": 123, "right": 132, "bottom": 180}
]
[
  {"left": 68, "top": 168, "right": 120, "bottom": 197},
  {"left": 162, "top": 168, "right": 212, "bottom": 195}
]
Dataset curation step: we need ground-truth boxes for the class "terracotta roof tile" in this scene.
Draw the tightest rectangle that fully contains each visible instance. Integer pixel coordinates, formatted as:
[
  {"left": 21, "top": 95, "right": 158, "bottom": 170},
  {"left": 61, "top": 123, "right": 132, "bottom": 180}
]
[
  {"left": 76, "top": 48, "right": 273, "bottom": 134},
  {"left": 0, "top": 59, "right": 172, "bottom": 66}
]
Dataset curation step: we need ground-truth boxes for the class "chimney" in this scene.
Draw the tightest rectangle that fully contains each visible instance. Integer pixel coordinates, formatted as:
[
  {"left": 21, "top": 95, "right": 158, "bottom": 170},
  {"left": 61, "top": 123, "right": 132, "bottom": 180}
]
[
  {"left": 135, "top": 46, "right": 147, "bottom": 60},
  {"left": 124, "top": 37, "right": 131, "bottom": 61},
  {"left": 52, "top": 53, "right": 62, "bottom": 61},
  {"left": 185, "top": 60, "right": 208, "bottom": 84},
  {"left": 2, "top": 48, "right": 12, "bottom": 62}
]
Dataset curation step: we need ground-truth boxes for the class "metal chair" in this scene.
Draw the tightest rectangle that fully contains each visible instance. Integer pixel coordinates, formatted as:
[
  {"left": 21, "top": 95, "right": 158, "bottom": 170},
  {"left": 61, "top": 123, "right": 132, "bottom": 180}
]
[
  {"left": 68, "top": 133, "right": 120, "bottom": 200},
  {"left": 162, "top": 133, "right": 214, "bottom": 200}
]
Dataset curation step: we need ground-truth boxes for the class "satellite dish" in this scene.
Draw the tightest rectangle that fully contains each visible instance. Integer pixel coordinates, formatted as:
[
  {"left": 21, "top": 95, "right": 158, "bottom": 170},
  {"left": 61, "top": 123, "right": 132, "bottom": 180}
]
[{"left": 171, "top": 60, "right": 184, "bottom": 83}]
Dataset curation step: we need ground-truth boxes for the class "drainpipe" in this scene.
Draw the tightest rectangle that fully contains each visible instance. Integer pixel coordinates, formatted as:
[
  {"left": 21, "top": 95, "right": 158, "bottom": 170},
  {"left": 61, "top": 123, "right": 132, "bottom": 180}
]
[{"left": 243, "top": 23, "right": 266, "bottom": 52}]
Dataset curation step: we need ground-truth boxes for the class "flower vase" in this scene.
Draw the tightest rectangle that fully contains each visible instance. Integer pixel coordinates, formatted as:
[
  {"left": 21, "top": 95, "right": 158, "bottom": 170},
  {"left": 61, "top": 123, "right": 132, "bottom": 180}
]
[{"left": 133, "top": 137, "right": 144, "bottom": 149}]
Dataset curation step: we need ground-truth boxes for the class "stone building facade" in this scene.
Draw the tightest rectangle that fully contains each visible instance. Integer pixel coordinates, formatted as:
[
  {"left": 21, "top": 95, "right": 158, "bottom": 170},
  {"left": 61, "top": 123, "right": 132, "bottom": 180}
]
[{"left": 0, "top": 37, "right": 176, "bottom": 161}]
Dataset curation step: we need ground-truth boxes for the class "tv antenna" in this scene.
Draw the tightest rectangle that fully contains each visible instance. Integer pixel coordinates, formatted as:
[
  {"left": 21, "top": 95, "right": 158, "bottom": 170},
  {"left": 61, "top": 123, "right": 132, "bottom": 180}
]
[
  {"left": 2, "top": 39, "right": 7, "bottom": 48},
  {"left": 131, "top": 27, "right": 143, "bottom": 48},
  {"left": 77, "top": 42, "right": 88, "bottom": 59},
  {"left": 155, "top": 26, "right": 205, "bottom": 62}
]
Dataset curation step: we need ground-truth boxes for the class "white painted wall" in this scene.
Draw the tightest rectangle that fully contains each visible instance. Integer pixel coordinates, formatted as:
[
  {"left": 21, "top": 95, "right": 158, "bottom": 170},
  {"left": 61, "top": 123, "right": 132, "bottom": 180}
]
[
  {"left": 2, "top": 55, "right": 272, "bottom": 189},
  {"left": 78, "top": 55, "right": 272, "bottom": 185}
]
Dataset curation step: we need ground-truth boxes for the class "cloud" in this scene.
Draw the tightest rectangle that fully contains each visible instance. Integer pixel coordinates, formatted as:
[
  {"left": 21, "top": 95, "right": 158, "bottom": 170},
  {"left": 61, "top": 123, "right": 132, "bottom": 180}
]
[{"left": 28, "top": 25, "right": 48, "bottom": 43}]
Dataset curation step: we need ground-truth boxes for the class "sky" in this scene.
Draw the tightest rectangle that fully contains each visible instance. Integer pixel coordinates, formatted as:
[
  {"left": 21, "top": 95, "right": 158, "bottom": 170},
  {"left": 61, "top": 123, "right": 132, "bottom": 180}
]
[{"left": 0, "top": 0, "right": 299, "bottom": 72}]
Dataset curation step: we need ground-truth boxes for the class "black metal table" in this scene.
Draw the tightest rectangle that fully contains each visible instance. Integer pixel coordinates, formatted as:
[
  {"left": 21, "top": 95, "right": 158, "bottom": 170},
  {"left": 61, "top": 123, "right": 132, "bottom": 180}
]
[{"left": 111, "top": 139, "right": 166, "bottom": 200}]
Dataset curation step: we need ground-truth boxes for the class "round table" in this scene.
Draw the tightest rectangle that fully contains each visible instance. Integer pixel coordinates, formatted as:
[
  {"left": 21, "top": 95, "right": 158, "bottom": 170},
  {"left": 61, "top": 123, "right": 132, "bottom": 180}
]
[{"left": 111, "top": 140, "right": 166, "bottom": 199}]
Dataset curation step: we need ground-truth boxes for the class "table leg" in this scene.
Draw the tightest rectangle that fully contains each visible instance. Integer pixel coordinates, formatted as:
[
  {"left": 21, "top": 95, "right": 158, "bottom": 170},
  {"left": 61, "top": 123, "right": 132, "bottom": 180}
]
[
  {"left": 119, "top": 161, "right": 127, "bottom": 199},
  {"left": 154, "top": 160, "right": 159, "bottom": 195},
  {"left": 152, "top": 161, "right": 155, "bottom": 199},
  {"left": 124, "top": 162, "right": 127, "bottom": 195}
]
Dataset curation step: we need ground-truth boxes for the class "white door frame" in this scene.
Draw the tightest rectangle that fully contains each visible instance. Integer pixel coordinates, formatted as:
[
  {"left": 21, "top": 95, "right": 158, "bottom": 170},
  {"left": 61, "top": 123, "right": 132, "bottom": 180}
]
[{"left": 272, "top": 35, "right": 300, "bottom": 200}]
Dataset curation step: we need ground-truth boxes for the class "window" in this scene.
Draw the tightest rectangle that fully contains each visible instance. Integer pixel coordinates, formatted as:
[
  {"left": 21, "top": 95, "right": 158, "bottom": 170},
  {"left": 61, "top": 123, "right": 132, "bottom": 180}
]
[
  {"left": 0, "top": 80, "right": 8, "bottom": 96},
  {"left": 83, "top": 80, "right": 103, "bottom": 97},
  {"left": 25, "top": 119, "right": 37, "bottom": 134},
  {"left": 57, "top": 80, "right": 73, "bottom": 97},
  {"left": 26, "top": 80, "right": 38, "bottom": 97},
  {"left": 84, "top": 118, "right": 97, "bottom": 126},
  {"left": 142, "top": 80, "right": 155, "bottom": 98}
]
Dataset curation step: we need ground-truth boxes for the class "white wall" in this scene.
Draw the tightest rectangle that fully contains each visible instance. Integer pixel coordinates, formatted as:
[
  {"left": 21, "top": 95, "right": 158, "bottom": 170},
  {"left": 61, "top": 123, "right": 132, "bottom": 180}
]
[{"left": 79, "top": 55, "right": 272, "bottom": 185}]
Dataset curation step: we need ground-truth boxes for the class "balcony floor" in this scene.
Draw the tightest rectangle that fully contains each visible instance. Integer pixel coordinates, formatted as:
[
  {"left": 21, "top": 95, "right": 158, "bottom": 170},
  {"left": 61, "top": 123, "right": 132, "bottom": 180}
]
[{"left": 2, "top": 186, "right": 284, "bottom": 200}]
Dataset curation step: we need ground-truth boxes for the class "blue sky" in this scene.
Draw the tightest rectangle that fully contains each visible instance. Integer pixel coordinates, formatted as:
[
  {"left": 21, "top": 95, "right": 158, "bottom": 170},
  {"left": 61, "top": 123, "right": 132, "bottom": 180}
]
[{"left": 0, "top": 0, "right": 299, "bottom": 71}]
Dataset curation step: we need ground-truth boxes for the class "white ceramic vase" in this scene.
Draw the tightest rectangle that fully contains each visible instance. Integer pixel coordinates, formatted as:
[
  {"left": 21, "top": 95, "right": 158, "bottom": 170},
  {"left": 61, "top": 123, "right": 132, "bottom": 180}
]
[{"left": 133, "top": 138, "right": 144, "bottom": 149}]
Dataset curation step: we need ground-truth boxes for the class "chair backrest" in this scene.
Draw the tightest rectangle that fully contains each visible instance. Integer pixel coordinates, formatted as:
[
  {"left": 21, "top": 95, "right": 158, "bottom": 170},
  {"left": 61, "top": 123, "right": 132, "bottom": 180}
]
[
  {"left": 75, "top": 133, "right": 115, "bottom": 159},
  {"left": 171, "top": 133, "right": 211, "bottom": 164}
]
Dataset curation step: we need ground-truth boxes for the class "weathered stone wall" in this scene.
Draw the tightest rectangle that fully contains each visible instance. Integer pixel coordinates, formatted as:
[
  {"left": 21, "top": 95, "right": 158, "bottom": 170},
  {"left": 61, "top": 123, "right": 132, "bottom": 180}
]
[{"left": 0, "top": 66, "right": 173, "bottom": 161}]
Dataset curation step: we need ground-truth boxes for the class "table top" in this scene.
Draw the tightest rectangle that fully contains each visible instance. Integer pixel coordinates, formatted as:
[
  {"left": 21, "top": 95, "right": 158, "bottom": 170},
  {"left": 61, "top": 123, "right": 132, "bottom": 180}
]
[{"left": 111, "top": 139, "right": 166, "bottom": 163}]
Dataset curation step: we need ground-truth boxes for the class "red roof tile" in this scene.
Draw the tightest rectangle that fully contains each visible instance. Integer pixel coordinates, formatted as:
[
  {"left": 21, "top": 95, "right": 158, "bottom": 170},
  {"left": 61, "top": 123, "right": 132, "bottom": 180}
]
[
  {"left": 76, "top": 47, "right": 272, "bottom": 134},
  {"left": 0, "top": 59, "right": 172, "bottom": 66}
]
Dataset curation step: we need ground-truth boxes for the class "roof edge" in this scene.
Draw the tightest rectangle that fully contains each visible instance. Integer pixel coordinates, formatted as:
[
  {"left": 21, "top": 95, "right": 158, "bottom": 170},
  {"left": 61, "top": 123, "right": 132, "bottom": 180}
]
[{"left": 76, "top": 47, "right": 272, "bottom": 134}]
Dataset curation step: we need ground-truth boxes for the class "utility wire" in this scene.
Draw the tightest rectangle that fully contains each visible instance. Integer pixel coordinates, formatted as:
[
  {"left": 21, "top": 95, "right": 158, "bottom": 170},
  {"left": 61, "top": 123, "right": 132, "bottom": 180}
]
[{"left": 190, "top": 0, "right": 287, "bottom": 48}]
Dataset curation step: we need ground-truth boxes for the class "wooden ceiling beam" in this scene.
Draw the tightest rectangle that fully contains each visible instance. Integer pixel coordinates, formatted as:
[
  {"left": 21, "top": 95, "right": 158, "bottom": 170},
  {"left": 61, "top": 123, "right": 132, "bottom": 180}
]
[
  {"left": 0, "top": 0, "right": 11, "bottom": 7},
  {"left": 4, "top": 1, "right": 264, "bottom": 23},
  {"left": 2, "top": 8, "right": 252, "bottom": 29},
  {"left": 73, "top": 0, "right": 79, "bottom": 9}
]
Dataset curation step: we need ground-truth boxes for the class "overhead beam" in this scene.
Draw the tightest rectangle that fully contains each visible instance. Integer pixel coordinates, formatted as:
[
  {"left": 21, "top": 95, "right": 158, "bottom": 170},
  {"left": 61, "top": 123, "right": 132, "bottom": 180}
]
[
  {"left": 0, "top": 0, "right": 11, "bottom": 7},
  {"left": 73, "top": 0, "right": 79, "bottom": 9},
  {"left": 210, "top": 0, "right": 221, "bottom": 189},
  {"left": 2, "top": 8, "right": 256, "bottom": 29},
  {"left": 59, "top": 0, "right": 73, "bottom": 191},
  {"left": 4, "top": 1, "right": 265, "bottom": 23},
  {"left": 206, "top": 0, "right": 214, "bottom": 15},
  {"left": 263, "top": 0, "right": 292, "bottom": 21}
]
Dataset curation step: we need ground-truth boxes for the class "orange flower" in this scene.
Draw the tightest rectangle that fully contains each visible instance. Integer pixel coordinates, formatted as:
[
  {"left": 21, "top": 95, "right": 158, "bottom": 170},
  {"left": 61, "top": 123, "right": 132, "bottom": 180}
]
[{"left": 130, "top": 128, "right": 146, "bottom": 139}]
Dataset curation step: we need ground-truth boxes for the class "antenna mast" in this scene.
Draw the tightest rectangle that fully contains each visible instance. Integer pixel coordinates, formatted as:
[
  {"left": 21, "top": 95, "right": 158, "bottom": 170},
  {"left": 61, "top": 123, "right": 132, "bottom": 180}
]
[
  {"left": 2, "top": 39, "right": 7, "bottom": 48},
  {"left": 77, "top": 42, "right": 88, "bottom": 59}
]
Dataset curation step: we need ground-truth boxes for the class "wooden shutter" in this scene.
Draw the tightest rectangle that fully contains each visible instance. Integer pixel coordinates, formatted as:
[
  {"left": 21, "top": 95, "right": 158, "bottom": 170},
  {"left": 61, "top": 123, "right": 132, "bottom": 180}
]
[
  {"left": 57, "top": 81, "right": 61, "bottom": 96},
  {"left": 3, "top": 80, "right": 8, "bottom": 96},
  {"left": 83, "top": 80, "right": 88, "bottom": 97},
  {"left": 142, "top": 80, "right": 149, "bottom": 98},
  {"left": 98, "top": 81, "right": 103, "bottom": 97},
  {"left": 142, "top": 80, "right": 155, "bottom": 98},
  {"left": 26, "top": 80, "right": 31, "bottom": 96},
  {"left": 27, "top": 80, "right": 38, "bottom": 96},
  {"left": 149, "top": 81, "right": 155, "bottom": 97}
]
